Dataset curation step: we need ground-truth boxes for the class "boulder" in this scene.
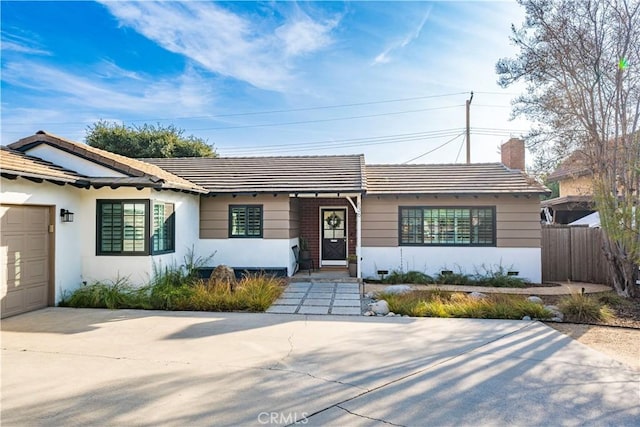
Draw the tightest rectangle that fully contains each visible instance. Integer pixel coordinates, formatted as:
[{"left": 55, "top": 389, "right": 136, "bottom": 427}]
[
  {"left": 368, "top": 300, "right": 390, "bottom": 315},
  {"left": 522, "top": 315, "right": 532, "bottom": 321},
  {"left": 208, "top": 265, "right": 236, "bottom": 291},
  {"left": 469, "top": 291, "right": 487, "bottom": 299},
  {"left": 364, "top": 310, "right": 375, "bottom": 316},
  {"left": 544, "top": 305, "right": 564, "bottom": 321},
  {"left": 383, "top": 285, "right": 412, "bottom": 295},
  {"left": 386, "top": 312, "right": 396, "bottom": 317},
  {"left": 527, "top": 296, "right": 544, "bottom": 305}
]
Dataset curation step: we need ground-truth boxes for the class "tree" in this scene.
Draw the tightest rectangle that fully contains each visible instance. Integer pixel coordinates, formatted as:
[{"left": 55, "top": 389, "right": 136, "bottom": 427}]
[
  {"left": 497, "top": 0, "right": 640, "bottom": 297},
  {"left": 86, "top": 121, "right": 217, "bottom": 158}
]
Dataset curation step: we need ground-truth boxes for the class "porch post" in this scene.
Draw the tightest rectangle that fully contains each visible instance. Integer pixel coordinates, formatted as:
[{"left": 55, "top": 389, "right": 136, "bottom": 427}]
[
  {"left": 356, "top": 194, "right": 362, "bottom": 279},
  {"left": 345, "top": 195, "right": 363, "bottom": 279}
]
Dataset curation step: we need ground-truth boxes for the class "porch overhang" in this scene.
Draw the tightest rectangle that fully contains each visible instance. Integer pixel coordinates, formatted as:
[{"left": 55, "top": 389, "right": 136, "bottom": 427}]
[{"left": 288, "top": 192, "right": 364, "bottom": 198}]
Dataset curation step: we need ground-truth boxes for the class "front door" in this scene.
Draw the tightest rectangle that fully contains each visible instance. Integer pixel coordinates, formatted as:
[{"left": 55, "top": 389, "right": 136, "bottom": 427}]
[{"left": 321, "top": 208, "right": 347, "bottom": 265}]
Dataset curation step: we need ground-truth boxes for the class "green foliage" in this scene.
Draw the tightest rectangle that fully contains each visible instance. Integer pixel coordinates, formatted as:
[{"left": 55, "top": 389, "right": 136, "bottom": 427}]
[
  {"left": 59, "top": 277, "right": 150, "bottom": 309},
  {"left": 559, "top": 294, "right": 613, "bottom": 323},
  {"left": 376, "top": 264, "right": 528, "bottom": 288},
  {"left": 383, "top": 270, "right": 434, "bottom": 285},
  {"left": 595, "top": 291, "right": 626, "bottom": 307},
  {"left": 60, "top": 273, "right": 285, "bottom": 313},
  {"left": 379, "top": 290, "right": 552, "bottom": 320},
  {"left": 435, "top": 271, "right": 472, "bottom": 285},
  {"left": 473, "top": 264, "right": 527, "bottom": 288},
  {"left": 86, "top": 120, "right": 216, "bottom": 158}
]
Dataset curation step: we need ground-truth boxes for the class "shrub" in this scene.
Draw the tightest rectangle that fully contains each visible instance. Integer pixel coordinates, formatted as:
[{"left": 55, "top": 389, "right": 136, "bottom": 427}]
[
  {"left": 474, "top": 264, "right": 527, "bottom": 288},
  {"left": 60, "top": 277, "right": 147, "bottom": 309},
  {"left": 383, "top": 270, "right": 434, "bottom": 284},
  {"left": 595, "top": 291, "right": 625, "bottom": 306},
  {"left": 435, "top": 271, "right": 472, "bottom": 285},
  {"left": 559, "top": 294, "right": 613, "bottom": 323},
  {"left": 378, "top": 290, "right": 552, "bottom": 320},
  {"left": 60, "top": 273, "right": 285, "bottom": 313}
]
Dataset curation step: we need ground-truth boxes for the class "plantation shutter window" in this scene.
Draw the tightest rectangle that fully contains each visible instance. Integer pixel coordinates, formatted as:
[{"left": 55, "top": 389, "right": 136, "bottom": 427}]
[
  {"left": 152, "top": 202, "right": 175, "bottom": 254},
  {"left": 229, "top": 205, "right": 263, "bottom": 238},
  {"left": 399, "top": 206, "right": 495, "bottom": 246},
  {"left": 97, "top": 200, "right": 149, "bottom": 255}
]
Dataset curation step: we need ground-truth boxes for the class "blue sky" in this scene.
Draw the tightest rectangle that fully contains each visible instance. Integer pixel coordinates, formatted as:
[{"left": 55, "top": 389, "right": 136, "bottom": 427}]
[{"left": 1, "top": 1, "right": 531, "bottom": 164}]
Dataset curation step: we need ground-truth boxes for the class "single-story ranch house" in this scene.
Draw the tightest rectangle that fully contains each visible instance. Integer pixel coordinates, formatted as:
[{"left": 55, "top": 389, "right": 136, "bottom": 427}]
[{"left": 1, "top": 131, "right": 549, "bottom": 317}]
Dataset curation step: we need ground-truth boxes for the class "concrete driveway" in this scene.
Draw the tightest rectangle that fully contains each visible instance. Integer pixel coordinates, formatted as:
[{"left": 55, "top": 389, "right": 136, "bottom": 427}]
[{"left": 1, "top": 308, "right": 638, "bottom": 426}]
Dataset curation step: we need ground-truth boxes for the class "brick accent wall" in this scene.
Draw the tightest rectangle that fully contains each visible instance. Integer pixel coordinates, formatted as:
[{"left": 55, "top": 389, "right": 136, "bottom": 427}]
[{"left": 298, "top": 198, "right": 357, "bottom": 266}]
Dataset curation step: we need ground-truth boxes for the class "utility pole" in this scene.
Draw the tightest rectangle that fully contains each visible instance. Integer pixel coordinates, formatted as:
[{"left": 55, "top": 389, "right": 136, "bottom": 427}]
[{"left": 465, "top": 91, "right": 474, "bottom": 164}]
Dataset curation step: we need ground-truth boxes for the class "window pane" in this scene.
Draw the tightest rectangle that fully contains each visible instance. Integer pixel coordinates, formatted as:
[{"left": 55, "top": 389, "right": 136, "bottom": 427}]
[
  {"left": 98, "top": 201, "right": 147, "bottom": 254},
  {"left": 152, "top": 202, "right": 175, "bottom": 253},
  {"left": 400, "top": 207, "right": 494, "bottom": 246},
  {"left": 230, "top": 205, "right": 262, "bottom": 237}
]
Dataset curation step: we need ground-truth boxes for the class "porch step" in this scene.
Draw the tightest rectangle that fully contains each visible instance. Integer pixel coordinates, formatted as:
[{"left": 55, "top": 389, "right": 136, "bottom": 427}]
[{"left": 290, "top": 276, "right": 361, "bottom": 283}]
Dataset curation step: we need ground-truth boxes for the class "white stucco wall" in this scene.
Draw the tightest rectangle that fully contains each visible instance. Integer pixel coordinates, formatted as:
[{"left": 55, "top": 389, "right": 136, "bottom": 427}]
[
  {"left": 25, "top": 145, "right": 128, "bottom": 177},
  {"left": 197, "top": 238, "right": 295, "bottom": 275},
  {"left": 361, "top": 246, "right": 543, "bottom": 283},
  {"left": 79, "top": 188, "right": 201, "bottom": 285},
  {"left": 1, "top": 177, "right": 202, "bottom": 302},
  {"left": 1, "top": 178, "right": 84, "bottom": 302}
]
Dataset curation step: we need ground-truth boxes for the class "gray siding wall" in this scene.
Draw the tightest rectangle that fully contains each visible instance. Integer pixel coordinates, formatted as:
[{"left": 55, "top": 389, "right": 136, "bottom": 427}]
[
  {"left": 362, "top": 195, "right": 541, "bottom": 248},
  {"left": 200, "top": 194, "right": 291, "bottom": 239}
]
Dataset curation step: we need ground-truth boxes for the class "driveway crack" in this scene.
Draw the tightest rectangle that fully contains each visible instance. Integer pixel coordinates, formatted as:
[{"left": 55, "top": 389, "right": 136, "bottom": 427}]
[
  {"left": 1, "top": 347, "right": 192, "bottom": 365},
  {"left": 336, "top": 405, "right": 407, "bottom": 426},
  {"left": 294, "top": 322, "right": 536, "bottom": 427},
  {"left": 267, "top": 366, "right": 367, "bottom": 390}
]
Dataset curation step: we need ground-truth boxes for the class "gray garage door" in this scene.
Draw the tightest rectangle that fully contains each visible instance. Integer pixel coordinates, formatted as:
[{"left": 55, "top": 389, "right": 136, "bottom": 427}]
[{"left": 1, "top": 205, "right": 51, "bottom": 318}]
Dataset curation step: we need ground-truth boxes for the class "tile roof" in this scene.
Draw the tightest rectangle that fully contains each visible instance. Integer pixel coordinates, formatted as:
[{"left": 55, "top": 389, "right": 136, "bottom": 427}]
[
  {"left": 0, "top": 146, "right": 88, "bottom": 185},
  {"left": 365, "top": 163, "right": 550, "bottom": 195},
  {"left": 144, "top": 155, "right": 366, "bottom": 193},
  {"left": 546, "top": 151, "right": 591, "bottom": 182},
  {"left": 7, "top": 131, "right": 207, "bottom": 193}
]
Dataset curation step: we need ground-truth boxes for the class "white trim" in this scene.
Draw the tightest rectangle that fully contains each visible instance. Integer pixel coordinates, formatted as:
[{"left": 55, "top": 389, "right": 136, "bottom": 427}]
[{"left": 322, "top": 260, "right": 347, "bottom": 266}]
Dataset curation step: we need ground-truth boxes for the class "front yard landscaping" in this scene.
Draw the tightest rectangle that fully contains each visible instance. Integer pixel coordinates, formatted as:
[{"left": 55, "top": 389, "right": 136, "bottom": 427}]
[
  {"left": 371, "top": 268, "right": 557, "bottom": 288},
  {"left": 376, "top": 290, "right": 553, "bottom": 319},
  {"left": 60, "top": 272, "right": 285, "bottom": 312}
]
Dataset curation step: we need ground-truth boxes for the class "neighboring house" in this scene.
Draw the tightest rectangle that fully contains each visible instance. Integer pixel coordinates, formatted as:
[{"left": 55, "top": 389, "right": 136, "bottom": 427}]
[
  {"left": 542, "top": 151, "right": 596, "bottom": 224},
  {"left": 1, "top": 133, "right": 549, "bottom": 317}
]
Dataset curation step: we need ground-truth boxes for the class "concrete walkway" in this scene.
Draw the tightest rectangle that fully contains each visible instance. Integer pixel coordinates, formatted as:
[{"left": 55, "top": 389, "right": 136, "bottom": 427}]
[
  {"left": 2, "top": 308, "right": 638, "bottom": 426},
  {"left": 267, "top": 281, "right": 361, "bottom": 315}
]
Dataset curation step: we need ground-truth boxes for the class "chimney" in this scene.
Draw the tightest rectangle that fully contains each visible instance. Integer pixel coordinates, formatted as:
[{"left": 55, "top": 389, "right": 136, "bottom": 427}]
[{"left": 501, "top": 138, "right": 525, "bottom": 170}]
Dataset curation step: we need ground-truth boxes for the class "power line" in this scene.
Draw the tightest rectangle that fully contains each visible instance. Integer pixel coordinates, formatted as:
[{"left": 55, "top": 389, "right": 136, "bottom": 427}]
[
  {"left": 222, "top": 129, "right": 465, "bottom": 155},
  {"left": 402, "top": 132, "right": 465, "bottom": 164},
  {"left": 220, "top": 128, "right": 463, "bottom": 152},
  {"left": 190, "top": 105, "right": 464, "bottom": 131},
  {"left": 455, "top": 135, "right": 466, "bottom": 163},
  {"left": 1, "top": 91, "right": 469, "bottom": 126}
]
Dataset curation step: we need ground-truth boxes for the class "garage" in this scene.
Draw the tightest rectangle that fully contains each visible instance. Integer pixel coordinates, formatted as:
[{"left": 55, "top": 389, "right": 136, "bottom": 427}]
[{"left": 1, "top": 205, "right": 52, "bottom": 318}]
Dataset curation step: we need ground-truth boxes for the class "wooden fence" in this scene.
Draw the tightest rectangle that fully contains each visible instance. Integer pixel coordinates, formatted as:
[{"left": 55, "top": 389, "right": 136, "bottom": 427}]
[{"left": 541, "top": 225, "right": 612, "bottom": 285}]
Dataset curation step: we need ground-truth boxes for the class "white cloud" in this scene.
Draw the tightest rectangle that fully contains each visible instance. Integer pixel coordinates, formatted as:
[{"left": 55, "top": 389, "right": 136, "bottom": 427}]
[
  {"left": 275, "top": 15, "right": 338, "bottom": 57},
  {"left": 99, "top": 1, "right": 339, "bottom": 92},
  {"left": 0, "top": 59, "right": 218, "bottom": 143},
  {"left": 372, "top": 6, "right": 431, "bottom": 65},
  {"left": 1, "top": 31, "right": 51, "bottom": 56}
]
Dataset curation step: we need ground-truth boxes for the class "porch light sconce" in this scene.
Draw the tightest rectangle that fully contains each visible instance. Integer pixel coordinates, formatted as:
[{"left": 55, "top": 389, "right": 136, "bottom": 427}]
[{"left": 60, "top": 209, "right": 74, "bottom": 223}]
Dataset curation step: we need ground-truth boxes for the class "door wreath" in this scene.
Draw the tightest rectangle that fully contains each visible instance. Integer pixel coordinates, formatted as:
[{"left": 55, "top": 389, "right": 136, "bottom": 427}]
[{"left": 325, "top": 213, "right": 342, "bottom": 229}]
